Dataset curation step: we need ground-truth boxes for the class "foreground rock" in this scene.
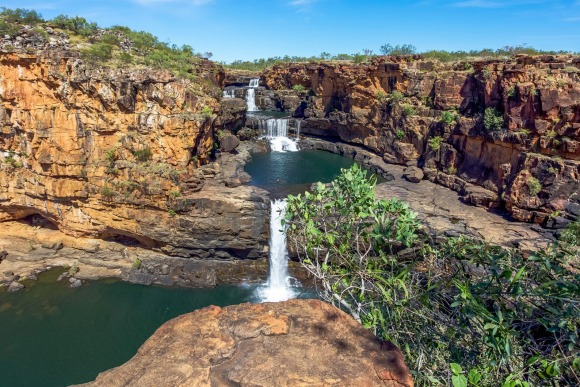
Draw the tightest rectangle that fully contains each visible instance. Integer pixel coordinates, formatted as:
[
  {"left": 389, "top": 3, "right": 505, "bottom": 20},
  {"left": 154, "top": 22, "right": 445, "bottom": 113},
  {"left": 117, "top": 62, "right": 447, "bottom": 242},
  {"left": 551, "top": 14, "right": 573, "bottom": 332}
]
[{"left": 77, "top": 299, "right": 413, "bottom": 387}]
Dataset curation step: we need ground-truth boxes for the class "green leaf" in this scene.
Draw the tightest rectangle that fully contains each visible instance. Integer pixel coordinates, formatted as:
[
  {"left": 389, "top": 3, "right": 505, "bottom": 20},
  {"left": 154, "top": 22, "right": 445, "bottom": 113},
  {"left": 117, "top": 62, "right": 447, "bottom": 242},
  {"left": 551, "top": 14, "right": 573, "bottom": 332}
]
[
  {"left": 450, "top": 363, "right": 463, "bottom": 375},
  {"left": 452, "top": 375, "right": 468, "bottom": 387},
  {"left": 468, "top": 369, "right": 481, "bottom": 384}
]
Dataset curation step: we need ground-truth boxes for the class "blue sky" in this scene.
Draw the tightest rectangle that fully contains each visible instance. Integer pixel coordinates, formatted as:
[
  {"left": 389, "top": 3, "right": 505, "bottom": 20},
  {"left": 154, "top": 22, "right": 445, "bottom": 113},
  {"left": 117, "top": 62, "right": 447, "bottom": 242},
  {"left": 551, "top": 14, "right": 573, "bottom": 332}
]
[{"left": 3, "top": 0, "right": 579, "bottom": 62}]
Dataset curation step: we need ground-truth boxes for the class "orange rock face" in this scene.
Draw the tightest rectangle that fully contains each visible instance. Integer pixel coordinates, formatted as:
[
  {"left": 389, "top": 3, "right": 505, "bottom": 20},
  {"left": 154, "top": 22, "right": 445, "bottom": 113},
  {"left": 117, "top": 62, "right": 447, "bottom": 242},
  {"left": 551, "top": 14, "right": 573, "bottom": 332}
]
[
  {"left": 0, "top": 53, "right": 269, "bottom": 261},
  {"left": 261, "top": 55, "right": 580, "bottom": 223},
  {"left": 77, "top": 299, "right": 414, "bottom": 387}
]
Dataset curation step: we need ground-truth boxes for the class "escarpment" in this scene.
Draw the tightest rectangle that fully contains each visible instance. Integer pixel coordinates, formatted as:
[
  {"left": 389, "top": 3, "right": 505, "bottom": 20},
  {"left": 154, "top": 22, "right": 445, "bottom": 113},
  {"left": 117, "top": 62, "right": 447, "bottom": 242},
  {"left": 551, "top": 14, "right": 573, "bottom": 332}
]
[
  {"left": 255, "top": 56, "right": 580, "bottom": 226},
  {"left": 0, "top": 51, "right": 268, "bottom": 266}
]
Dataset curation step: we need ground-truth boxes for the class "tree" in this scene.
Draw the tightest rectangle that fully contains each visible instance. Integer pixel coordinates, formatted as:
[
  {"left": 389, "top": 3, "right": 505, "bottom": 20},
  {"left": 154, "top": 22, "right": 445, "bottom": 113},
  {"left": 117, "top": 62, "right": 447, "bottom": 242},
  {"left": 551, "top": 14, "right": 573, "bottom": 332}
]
[{"left": 284, "top": 165, "right": 579, "bottom": 386}]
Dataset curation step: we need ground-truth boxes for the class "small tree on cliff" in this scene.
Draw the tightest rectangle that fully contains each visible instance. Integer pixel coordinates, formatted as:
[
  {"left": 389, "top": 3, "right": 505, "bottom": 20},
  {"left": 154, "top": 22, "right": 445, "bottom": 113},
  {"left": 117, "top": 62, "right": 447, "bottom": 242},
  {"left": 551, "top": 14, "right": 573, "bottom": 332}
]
[{"left": 284, "top": 165, "right": 579, "bottom": 386}]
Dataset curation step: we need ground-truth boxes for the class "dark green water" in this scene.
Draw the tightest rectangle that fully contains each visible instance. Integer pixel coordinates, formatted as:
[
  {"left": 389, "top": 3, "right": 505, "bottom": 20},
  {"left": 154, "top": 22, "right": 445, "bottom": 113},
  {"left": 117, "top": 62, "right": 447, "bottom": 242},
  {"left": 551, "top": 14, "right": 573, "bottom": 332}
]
[
  {"left": 0, "top": 269, "right": 256, "bottom": 386},
  {"left": 245, "top": 149, "right": 382, "bottom": 198}
]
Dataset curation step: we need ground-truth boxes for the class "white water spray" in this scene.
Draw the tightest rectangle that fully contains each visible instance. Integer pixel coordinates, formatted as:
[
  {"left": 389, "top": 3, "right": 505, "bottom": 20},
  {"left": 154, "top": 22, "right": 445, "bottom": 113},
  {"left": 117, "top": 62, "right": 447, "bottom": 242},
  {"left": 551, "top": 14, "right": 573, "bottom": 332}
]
[
  {"left": 249, "top": 78, "right": 260, "bottom": 88},
  {"left": 256, "top": 199, "right": 297, "bottom": 302},
  {"left": 246, "top": 79, "right": 260, "bottom": 111},
  {"left": 295, "top": 119, "right": 301, "bottom": 140},
  {"left": 222, "top": 89, "right": 235, "bottom": 98},
  {"left": 255, "top": 118, "right": 299, "bottom": 152}
]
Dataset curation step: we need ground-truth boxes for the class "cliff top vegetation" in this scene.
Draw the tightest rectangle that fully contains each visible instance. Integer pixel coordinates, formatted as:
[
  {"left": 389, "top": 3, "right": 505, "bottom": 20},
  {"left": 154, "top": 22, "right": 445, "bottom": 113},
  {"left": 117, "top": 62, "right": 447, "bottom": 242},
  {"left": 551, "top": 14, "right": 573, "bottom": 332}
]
[{"left": 0, "top": 7, "right": 213, "bottom": 81}]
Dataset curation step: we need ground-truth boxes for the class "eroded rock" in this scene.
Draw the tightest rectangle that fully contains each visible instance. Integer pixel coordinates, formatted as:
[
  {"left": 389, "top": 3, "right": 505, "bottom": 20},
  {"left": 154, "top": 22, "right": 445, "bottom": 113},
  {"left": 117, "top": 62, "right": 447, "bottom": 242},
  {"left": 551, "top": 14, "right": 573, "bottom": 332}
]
[{"left": 77, "top": 299, "right": 414, "bottom": 387}]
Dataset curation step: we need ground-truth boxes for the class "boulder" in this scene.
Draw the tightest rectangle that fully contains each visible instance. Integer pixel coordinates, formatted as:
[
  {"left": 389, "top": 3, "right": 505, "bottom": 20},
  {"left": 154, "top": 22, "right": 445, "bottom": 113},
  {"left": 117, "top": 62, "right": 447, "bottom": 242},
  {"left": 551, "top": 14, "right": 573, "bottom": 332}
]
[
  {"left": 78, "top": 299, "right": 414, "bottom": 387},
  {"left": 219, "top": 134, "right": 241, "bottom": 153},
  {"left": 403, "top": 167, "right": 424, "bottom": 183},
  {"left": 8, "top": 282, "right": 24, "bottom": 292}
]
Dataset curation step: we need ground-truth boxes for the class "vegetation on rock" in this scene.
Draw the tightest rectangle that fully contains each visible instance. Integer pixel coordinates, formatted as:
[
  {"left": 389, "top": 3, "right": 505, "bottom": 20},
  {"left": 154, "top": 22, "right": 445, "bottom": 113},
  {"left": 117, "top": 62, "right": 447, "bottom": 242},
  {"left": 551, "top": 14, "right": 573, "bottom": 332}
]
[{"left": 285, "top": 165, "right": 579, "bottom": 387}]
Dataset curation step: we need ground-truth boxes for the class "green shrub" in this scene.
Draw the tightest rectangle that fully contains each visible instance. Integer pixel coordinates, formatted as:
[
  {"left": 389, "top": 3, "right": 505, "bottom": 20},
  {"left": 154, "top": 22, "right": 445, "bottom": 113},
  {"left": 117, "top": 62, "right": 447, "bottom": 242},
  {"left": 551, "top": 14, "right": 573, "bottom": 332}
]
[
  {"left": 292, "top": 84, "right": 305, "bottom": 92},
  {"left": 375, "top": 90, "right": 388, "bottom": 103},
  {"left": 0, "top": 7, "right": 44, "bottom": 25},
  {"left": 507, "top": 86, "right": 516, "bottom": 97},
  {"left": 81, "top": 43, "right": 113, "bottom": 63},
  {"left": 395, "top": 129, "right": 405, "bottom": 140},
  {"left": 132, "top": 258, "right": 142, "bottom": 269},
  {"left": 483, "top": 108, "right": 504, "bottom": 131},
  {"left": 200, "top": 106, "right": 213, "bottom": 120},
  {"left": 390, "top": 90, "right": 404, "bottom": 104},
  {"left": 100, "top": 186, "right": 115, "bottom": 197},
  {"left": 440, "top": 111, "right": 457, "bottom": 125},
  {"left": 526, "top": 176, "right": 542, "bottom": 196},
  {"left": 50, "top": 14, "right": 97, "bottom": 36},
  {"left": 119, "top": 52, "right": 133, "bottom": 64},
  {"left": 0, "top": 20, "right": 19, "bottom": 36},
  {"left": 285, "top": 167, "right": 580, "bottom": 386},
  {"left": 402, "top": 105, "right": 415, "bottom": 117},
  {"left": 133, "top": 147, "right": 152, "bottom": 162},
  {"left": 560, "top": 220, "right": 580, "bottom": 246},
  {"left": 447, "top": 166, "right": 458, "bottom": 175},
  {"left": 428, "top": 136, "right": 444, "bottom": 151}
]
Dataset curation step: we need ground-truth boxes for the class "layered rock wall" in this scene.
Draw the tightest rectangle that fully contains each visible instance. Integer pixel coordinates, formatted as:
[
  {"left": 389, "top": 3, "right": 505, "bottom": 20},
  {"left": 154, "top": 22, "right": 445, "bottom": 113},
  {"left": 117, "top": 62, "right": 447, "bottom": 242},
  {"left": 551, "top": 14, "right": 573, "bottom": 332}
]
[
  {"left": 0, "top": 52, "right": 268, "bottom": 263},
  {"left": 260, "top": 56, "right": 580, "bottom": 224}
]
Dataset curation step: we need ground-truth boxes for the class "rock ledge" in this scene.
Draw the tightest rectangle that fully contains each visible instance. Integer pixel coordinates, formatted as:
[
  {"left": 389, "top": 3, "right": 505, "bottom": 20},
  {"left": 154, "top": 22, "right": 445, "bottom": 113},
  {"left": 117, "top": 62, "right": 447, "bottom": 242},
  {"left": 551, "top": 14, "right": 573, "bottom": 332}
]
[{"left": 77, "top": 299, "right": 413, "bottom": 387}]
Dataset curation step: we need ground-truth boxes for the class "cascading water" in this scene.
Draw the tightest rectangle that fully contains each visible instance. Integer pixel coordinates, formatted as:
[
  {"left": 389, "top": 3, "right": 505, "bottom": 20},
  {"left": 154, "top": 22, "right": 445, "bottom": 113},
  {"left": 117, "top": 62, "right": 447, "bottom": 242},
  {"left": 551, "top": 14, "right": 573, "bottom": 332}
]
[
  {"left": 253, "top": 117, "right": 299, "bottom": 152},
  {"left": 246, "top": 78, "right": 260, "bottom": 111},
  {"left": 256, "top": 199, "right": 297, "bottom": 302},
  {"left": 222, "top": 89, "right": 235, "bottom": 98},
  {"left": 295, "top": 119, "right": 301, "bottom": 140},
  {"left": 249, "top": 78, "right": 260, "bottom": 88}
]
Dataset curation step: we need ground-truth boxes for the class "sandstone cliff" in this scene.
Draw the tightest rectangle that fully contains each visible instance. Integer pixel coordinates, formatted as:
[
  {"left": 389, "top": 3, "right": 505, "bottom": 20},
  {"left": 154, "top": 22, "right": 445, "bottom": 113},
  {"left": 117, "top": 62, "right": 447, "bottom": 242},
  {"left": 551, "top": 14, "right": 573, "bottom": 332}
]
[
  {"left": 0, "top": 47, "right": 268, "bottom": 269},
  {"left": 258, "top": 56, "right": 580, "bottom": 226},
  {"left": 78, "top": 299, "right": 414, "bottom": 387}
]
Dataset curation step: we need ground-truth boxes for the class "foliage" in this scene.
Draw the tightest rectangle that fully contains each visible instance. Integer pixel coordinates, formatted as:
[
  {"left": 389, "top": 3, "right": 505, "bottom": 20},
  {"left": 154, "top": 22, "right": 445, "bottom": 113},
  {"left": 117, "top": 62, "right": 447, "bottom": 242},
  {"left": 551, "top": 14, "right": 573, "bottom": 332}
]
[
  {"left": 133, "top": 147, "right": 152, "bottom": 162},
  {"left": 483, "top": 108, "right": 504, "bottom": 131},
  {"left": 292, "top": 84, "right": 306, "bottom": 92},
  {"left": 447, "top": 166, "right": 458, "bottom": 175},
  {"left": 100, "top": 186, "right": 115, "bottom": 198},
  {"left": 285, "top": 167, "right": 580, "bottom": 386},
  {"left": 390, "top": 90, "right": 404, "bottom": 104},
  {"left": 507, "top": 86, "right": 516, "bottom": 98},
  {"left": 396, "top": 129, "right": 405, "bottom": 140},
  {"left": 428, "top": 136, "right": 444, "bottom": 151},
  {"left": 0, "top": 7, "right": 44, "bottom": 25},
  {"left": 402, "top": 105, "right": 416, "bottom": 117},
  {"left": 375, "top": 90, "right": 388, "bottom": 103},
  {"left": 441, "top": 111, "right": 457, "bottom": 125},
  {"left": 560, "top": 220, "right": 580, "bottom": 246},
  {"left": 526, "top": 176, "right": 542, "bottom": 196},
  {"left": 200, "top": 106, "right": 213, "bottom": 120},
  {"left": 81, "top": 43, "right": 113, "bottom": 63},
  {"left": 132, "top": 258, "right": 142, "bottom": 269},
  {"left": 380, "top": 43, "right": 417, "bottom": 56},
  {"left": 50, "top": 14, "right": 97, "bottom": 36}
]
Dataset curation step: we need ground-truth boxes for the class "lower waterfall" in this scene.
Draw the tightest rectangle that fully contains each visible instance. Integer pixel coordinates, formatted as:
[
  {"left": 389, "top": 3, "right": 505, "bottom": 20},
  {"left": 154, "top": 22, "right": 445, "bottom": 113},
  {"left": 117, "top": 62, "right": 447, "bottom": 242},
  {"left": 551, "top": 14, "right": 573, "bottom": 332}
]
[{"left": 256, "top": 199, "right": 297, "bottom": 302}]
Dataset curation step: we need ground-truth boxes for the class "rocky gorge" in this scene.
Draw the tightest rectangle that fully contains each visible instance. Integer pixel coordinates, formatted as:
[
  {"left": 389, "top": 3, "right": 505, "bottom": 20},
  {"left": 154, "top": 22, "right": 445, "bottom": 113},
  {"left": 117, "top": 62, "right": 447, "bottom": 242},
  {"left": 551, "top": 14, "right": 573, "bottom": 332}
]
[{"left": 228, "top": 56, "right": 580, "bottom": 229}]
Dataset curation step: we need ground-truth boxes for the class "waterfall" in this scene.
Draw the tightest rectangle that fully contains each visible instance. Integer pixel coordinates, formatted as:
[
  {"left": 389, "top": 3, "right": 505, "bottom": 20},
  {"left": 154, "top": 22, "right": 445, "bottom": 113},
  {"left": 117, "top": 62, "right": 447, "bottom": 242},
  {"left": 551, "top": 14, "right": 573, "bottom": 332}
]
[
  {"left": 249, "top": 78, "right": 260, "bottom": 88},
  {"left": 256, "top": 199, "right": 297, "bottom": 302},
  {"left": 246, "top": 88, "right": 258, "bottom": 111},
  {"left": 222, "top": 89, "right": 235, "bottom": 98},
  {"left": 254, "top": 118, "right": 299, "bottom": 152},
  {"left": 295, "top": 119, "right": 301, "bottom": 140}
]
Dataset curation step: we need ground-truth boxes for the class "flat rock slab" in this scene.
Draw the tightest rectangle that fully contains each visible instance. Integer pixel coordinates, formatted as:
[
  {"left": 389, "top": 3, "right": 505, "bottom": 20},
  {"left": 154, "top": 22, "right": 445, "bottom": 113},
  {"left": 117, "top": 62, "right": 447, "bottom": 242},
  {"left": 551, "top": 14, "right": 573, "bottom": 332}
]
[
  {"left": 77, "top": 299, "right": 413, "bottom": 387},
  {"left": 376, "top": 166, "right": 548, "bottom": 251}
]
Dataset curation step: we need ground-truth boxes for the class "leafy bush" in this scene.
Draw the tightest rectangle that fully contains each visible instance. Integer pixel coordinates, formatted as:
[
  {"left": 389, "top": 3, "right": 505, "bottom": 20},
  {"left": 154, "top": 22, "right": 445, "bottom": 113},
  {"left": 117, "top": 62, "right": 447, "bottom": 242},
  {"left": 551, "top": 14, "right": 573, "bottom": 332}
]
[
  {"left": 375, "top": 90, "right": 388, "bottom": 103},
  {"left": 526, "top": 176, "right": 542, "bottom": 196},
  {"left": 133, "top": 147, "right": 152, "bottom": 162},
  {"left": 50, "top": 14, "right": 97, "bottom": 36},
  {"left": 560, "top": 220, "right": 580, "bottom": 246},
  {"left": 390, "top": 90, "right": 404, "bottom": 104},
  {"left": 292, "top": 84, "right": 305, "bottom": 92},
  {"left": 380, "top": 43, "right": 417, "bottom": 56},
  {"left": 483, "top": 108, "right": 504, "bottom": 131},
  {"left": 428, "top": 136, "right": 444, "bottom": 151},
  {"left": 395, "top": 129, "right": 405, "bottom": 140},
  {"left": 441, "top": 111, "right": 457, "bottom": 125},
  {"left": 507, "top": 86, "right": 516, "bottom": 97},
  {"left": 200, "top": 106, "right": 213, "bottom": 120},
  {"left": 402, "top": 105, "right": 416, "bottom": 117},
  {"left": 0, "top": 7, "right": 44, "bottom": 25},
  {"left": 0, "top": 20, "right": 19, "bottom": 36},
  {"left": 285, "top": 166, "right": 580, "bottom": 386},
  {"left": 81, "top": 43, "right": 113, "bottom": 63}
]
